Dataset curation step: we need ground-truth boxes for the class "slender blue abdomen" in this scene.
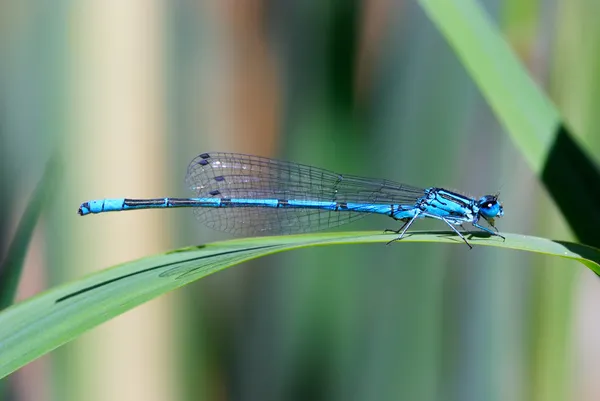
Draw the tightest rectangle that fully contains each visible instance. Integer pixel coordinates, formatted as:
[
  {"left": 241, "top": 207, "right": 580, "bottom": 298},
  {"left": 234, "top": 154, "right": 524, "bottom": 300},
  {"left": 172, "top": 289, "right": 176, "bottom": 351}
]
[{"left": 78, "top": 197, "right": 403, "bottom": 216}]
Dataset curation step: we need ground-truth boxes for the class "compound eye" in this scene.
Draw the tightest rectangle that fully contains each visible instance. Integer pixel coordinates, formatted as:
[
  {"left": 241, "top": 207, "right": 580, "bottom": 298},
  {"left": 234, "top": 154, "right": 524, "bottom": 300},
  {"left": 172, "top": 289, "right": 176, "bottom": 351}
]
[{"left": 478, "top": 196, "right": 501, "bottom": 219}]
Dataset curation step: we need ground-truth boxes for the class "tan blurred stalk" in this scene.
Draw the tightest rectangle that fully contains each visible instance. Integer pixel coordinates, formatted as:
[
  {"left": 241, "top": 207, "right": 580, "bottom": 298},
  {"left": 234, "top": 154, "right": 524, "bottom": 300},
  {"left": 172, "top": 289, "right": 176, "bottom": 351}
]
[
  {"left": 65, "top": 1, "right": 178, "bottom": 401},
  {"left": 355, "top": 0, "right": 394, "bottom": 103},
  {"left": 201, "top": 0, "right": 280, "bottom": 156}
]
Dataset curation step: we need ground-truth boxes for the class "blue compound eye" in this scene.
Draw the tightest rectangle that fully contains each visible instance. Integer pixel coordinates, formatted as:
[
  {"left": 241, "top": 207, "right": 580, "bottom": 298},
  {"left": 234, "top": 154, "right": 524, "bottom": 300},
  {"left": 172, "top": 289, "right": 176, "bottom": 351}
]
[{"left": 478, "top": 195, "right": 503, "bottom": 219}]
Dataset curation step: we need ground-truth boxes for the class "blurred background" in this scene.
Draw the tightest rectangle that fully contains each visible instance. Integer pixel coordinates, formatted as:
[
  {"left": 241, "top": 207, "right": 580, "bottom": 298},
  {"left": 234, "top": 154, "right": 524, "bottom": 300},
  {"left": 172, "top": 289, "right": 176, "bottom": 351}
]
[{"left": 1, "top": 0, "right": 599, "bottom": 400}]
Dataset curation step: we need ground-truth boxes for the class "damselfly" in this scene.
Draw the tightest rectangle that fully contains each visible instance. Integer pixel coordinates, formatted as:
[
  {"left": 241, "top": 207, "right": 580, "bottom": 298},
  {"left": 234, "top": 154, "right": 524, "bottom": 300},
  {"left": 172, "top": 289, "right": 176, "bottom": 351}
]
[{"left": 78, "top": 152, "right": 505, "bottom": 248}]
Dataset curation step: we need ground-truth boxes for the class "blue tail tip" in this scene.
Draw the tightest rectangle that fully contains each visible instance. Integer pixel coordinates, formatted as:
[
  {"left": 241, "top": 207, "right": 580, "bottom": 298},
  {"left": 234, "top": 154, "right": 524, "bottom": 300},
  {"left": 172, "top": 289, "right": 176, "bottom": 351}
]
[{"left": 78, "top": 202, "right": 90, "bottom": 216}]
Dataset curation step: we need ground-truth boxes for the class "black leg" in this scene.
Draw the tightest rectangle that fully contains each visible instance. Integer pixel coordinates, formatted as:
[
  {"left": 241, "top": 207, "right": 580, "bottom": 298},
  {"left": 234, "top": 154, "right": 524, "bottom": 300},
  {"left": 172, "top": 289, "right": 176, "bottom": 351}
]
[
  {"left": 384, "top": 219, "right": 409, "bottom": 234},
  {"left": 481, "top": 217, "right": 500, "bottom": 233}
]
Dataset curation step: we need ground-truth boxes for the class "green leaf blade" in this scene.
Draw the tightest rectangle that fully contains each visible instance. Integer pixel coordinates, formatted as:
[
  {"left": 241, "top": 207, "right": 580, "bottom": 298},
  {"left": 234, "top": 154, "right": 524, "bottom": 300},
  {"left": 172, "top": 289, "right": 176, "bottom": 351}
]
[
  {"left": 0, "top": 231, "right": 597, "bottom": 379},
  {"left": 418, "top": 0, "right": 560, "bottom": 173}
]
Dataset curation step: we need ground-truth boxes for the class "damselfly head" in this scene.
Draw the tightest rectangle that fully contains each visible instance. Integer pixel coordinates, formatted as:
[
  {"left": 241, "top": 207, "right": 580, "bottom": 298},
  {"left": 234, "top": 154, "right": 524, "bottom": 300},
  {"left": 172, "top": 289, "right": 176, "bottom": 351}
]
[{"left": 477, "top": 194, "right": 504, "bottom": 222}]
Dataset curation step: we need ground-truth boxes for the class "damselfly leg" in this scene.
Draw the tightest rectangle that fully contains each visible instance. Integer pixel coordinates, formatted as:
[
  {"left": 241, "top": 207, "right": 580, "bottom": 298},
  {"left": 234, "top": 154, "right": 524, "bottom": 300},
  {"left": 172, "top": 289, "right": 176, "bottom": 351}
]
[
  {"left": 473, "top": 222, "right": 505, "bottom": 240},
  {"left": 383, "top": 218, "right": 410, "bottom": 235},
  {"left": 386, "top": 211, "right": 421, "bottom": 245}
]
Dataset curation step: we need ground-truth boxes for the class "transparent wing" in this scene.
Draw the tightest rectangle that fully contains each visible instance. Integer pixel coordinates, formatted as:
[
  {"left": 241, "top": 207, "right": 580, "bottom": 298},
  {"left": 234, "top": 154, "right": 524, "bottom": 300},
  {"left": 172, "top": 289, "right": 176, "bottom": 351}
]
[{"left": 185, "top": 152, "right": 425, "bottom": 236}]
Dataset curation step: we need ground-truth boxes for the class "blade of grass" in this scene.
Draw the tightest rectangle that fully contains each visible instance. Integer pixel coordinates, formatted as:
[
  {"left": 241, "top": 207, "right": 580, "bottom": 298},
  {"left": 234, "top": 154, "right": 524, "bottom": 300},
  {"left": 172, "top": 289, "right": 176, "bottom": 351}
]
[
  {"left": 418, "top": 0, "right": 600, "bottom": 247},
  {"left": 0, "top": 156, "right": 60, "bottom": 309},
  {"left": 0, "top": 231, "right": 597, "bottom": 379},
  {"left": 418, "top": 0, "right": 558, "bottom": 172}
]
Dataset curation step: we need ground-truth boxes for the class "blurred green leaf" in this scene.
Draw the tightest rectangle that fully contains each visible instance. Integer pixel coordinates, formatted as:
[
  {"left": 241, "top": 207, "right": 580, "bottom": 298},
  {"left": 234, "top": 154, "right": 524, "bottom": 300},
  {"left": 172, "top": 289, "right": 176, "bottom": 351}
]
[
  {"left": 418, "top": 0, "right": 559, "bottom": 172},
  {"left": 418, "top": 0, "right": 600, "bottom": 247},
  {"left": 0, "top": 231, "right": 597, "bottom": 379},
  {"left": 0, "top": 157, "right": 59, "bottom": 309}
]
